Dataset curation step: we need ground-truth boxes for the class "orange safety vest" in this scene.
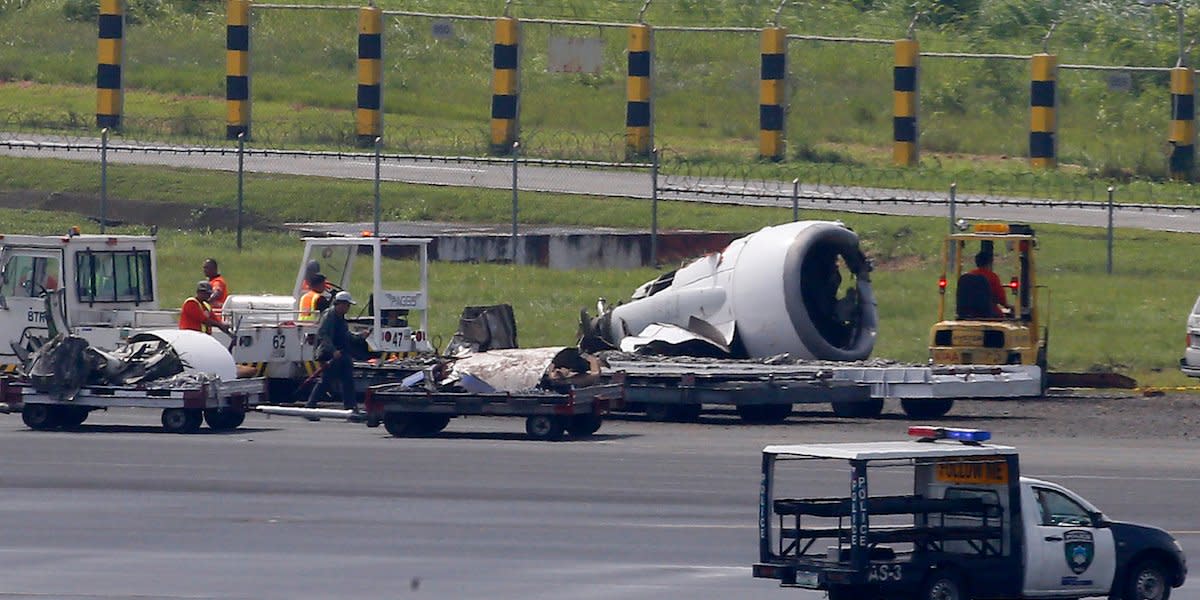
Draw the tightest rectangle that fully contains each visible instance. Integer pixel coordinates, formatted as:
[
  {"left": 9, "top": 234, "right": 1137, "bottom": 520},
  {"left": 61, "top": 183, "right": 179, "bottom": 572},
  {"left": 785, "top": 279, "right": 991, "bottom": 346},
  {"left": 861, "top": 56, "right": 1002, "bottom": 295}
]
[
  {"left": 298, "top": 290, "right": 322, "bottom": 321},
  {"left": 179, "top": 297, "right": 214, "bottom": 334},
  {"left": 209, "top": 274, "right": 229, "bottom": 317}
]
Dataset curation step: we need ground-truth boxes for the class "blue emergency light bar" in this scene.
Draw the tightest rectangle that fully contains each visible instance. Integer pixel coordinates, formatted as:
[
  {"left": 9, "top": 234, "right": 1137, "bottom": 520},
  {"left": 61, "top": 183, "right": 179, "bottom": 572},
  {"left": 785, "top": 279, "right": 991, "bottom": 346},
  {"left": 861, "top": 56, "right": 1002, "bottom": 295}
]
[{"left": 907, "top": 426, "right": 991, "bottom": 443}]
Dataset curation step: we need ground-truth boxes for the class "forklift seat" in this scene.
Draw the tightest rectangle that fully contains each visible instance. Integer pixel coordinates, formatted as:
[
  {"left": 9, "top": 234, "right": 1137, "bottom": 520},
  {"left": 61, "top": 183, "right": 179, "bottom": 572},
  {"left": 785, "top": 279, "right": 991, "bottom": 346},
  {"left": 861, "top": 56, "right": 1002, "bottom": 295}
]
[{"left": 956, "top": 273, "right": 995, "bottom": 319}]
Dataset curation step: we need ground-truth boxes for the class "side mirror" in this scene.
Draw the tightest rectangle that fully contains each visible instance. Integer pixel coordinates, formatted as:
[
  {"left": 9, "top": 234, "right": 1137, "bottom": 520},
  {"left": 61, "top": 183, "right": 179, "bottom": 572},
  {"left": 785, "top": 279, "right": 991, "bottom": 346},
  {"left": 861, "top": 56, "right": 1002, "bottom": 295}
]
[{"left": 1088, "top": 510, "right": 1110, "bottom": 528}]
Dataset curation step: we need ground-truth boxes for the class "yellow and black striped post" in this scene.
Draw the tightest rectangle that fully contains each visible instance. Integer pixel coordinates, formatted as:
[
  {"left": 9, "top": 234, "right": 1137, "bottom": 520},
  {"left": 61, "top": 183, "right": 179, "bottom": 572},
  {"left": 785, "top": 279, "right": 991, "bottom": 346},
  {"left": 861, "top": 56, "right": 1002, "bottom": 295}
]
[
  {"left": 1029, "top": 53, "right": 1057, "bottom": 169},
  {"left": 626, "top": 23, "right": 653, "bottom": 159},
  {"left": 759, "top": 26, "right": 787, "bottom": 161},
  {"left": 226, "top": 0, "right": 251, "bottom": 140},
  {"left": 893, "top": 39, "right": 919, "bottom": 166},
  {"left": 1170, "top": 66, "right": 1195, "bottom": 180},
  {"left": 96, "top": 0, "right": 124, "bottom": 129},
  {"left": 490, "top": 17, "right": 520, "bottom": 154},
  {"left": 357, "top": 6, "right": 384, "bottom": 146}
]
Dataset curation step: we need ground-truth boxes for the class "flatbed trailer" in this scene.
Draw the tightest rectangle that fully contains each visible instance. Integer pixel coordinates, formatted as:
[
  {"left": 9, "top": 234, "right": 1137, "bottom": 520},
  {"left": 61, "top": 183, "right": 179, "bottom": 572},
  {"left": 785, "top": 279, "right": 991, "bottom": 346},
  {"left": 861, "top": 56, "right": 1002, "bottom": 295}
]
[
  {"left": 1, "top": 377, "right": 267, "bottom": 433},
  {"left": 601, "top": 358, "right": 1042, "bottom": 422},
  {"left": 260, "top": 382, "right": 622, "bottom": 441},
  {"left": 365, "top": 382, "right": 622, "bottom": 441}
]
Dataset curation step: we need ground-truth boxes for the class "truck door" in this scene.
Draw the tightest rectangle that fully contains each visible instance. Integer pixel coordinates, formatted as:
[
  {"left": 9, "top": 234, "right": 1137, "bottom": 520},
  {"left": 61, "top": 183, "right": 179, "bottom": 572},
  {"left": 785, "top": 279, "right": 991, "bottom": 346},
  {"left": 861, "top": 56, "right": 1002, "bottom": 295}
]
[
  {"left": 0, "top": 248, "right": 62, "bottom": 366},
  {"left": 1021, "top": 483, "right": 1117, "bottom": 597}
]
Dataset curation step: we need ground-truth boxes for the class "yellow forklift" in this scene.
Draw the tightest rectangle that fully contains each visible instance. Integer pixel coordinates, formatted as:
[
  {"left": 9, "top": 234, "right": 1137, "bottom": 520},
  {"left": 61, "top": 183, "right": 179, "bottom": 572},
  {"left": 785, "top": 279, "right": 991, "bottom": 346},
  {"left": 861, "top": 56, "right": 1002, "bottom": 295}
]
[{"left": 928, "top": 223, "right": 1048, "bottom": 384}]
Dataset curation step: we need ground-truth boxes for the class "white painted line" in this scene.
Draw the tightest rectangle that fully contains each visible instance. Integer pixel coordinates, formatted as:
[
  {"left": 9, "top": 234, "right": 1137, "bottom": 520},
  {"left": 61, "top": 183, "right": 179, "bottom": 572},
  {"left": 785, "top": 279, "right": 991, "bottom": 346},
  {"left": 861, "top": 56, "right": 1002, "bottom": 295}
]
[{"left": 349, "top": 161, "right": 485, "bottom": 174}]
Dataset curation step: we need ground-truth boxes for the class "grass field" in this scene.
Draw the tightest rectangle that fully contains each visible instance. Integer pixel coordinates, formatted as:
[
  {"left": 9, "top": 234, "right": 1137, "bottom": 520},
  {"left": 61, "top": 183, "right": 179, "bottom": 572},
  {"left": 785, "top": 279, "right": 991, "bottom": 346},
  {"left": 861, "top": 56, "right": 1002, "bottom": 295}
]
[
  {"left": 1, "top": 153, "right": 1197, "bottom": 388},
  {"left": 0, "top": 0, "right": 1195, "bottom": 186}
]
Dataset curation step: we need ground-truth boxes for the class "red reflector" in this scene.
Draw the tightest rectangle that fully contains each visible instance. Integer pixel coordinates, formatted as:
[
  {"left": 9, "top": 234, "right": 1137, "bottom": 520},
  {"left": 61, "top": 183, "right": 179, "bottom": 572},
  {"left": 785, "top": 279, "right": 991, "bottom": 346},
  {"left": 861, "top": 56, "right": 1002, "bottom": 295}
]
[
  {"left": 938, "top": 277, "right": 947, "bottom": 289},
  {"left": 1008, "top": 277, "right": 1019, "bottom": 290}
]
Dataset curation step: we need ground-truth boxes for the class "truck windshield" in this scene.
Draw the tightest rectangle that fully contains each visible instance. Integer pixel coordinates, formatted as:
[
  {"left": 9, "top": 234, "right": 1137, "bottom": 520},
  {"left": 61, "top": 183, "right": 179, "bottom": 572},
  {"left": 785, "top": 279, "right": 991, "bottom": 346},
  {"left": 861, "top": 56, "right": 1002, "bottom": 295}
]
[{"left": 76, "top": 250, "right": 154, "bottom": 304}]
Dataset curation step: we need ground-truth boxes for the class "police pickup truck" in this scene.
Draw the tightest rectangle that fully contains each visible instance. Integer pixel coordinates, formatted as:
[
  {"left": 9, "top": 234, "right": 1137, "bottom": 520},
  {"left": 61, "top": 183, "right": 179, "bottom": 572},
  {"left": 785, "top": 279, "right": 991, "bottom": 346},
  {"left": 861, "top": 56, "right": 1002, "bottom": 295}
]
[{"left": 753, "top": 427, "right": 1187, "bottom": 600}]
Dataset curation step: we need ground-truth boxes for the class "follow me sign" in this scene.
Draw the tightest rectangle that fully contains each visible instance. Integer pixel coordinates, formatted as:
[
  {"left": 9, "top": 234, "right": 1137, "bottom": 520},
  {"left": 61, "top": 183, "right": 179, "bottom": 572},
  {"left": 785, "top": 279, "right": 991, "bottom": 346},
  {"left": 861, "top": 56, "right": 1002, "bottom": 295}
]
[{"left": 935, "top": 460, "right": 1009, "bottom": 485}]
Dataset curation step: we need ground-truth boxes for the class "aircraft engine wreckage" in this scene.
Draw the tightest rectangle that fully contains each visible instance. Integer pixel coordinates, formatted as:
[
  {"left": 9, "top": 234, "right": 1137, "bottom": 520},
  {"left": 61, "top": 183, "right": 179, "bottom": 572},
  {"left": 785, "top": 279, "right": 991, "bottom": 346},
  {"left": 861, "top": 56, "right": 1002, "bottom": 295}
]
[{"left": 581, "top": 221, "right": 879, "bottom": 361}]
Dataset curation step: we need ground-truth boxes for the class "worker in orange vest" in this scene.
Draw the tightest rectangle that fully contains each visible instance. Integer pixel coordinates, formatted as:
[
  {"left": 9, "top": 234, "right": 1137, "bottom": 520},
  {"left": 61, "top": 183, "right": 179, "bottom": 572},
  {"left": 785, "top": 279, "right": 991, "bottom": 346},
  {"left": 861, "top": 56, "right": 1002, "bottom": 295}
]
[
  {"left": 203, "top": 258, "right": 230, "bottom": 318},
  {"left": 180, "top": 281, "right": 232, "bottom": 335},
  {"left": 298, "top": 273, "right": 330, "bottom": 321}
]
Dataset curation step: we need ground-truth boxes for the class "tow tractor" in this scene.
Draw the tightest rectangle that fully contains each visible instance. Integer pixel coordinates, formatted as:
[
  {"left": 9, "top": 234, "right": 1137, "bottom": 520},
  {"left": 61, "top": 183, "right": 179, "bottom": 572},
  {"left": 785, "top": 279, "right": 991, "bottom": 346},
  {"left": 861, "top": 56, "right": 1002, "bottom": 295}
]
[
  {"left": 218, "top": 235, "right": 435, "bottom": 396},
  {"left": 753, "top": 427, "right": 1187, "bottom": 599},
  {"left": 929, "top": 223, "right": 1047, "bottom": 389}
]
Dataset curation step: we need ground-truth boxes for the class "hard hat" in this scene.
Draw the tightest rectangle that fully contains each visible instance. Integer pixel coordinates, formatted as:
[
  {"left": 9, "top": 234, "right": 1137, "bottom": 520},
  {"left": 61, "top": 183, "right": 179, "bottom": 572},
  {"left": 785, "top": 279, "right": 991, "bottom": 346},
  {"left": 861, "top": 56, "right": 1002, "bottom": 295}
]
[
  {"left": 196, "top": 280, "right": 213, "bottom": 293},
  {"left": 334, "top": 290, "right": 355, "bottom": 305}
]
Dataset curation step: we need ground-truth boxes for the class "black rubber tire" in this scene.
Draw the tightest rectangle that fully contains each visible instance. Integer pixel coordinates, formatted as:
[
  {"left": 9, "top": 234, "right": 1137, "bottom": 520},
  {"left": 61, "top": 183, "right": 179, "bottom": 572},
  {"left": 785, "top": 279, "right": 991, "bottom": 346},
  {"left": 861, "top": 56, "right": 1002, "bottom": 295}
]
[
  {"left": 737, "top": 403, "right": 793, "bottom": 424},
  {"left": 22, "top": 404, "right": 59, "bottom": 431},
  {"left": 411, "top": 414, "right": 451, "bottom": 436},
  {"left": 831, "top": 398, "right": 885, "bottom": 419},
  {"left": 56, "top": 406, "right": 89, "bottom": 429},
  {"left": 673, "top": 403, "right": 703, "bottom": 422},
  {"left": 161, "top": 408, "right": 203, "bottom": 434},
  {"left": 382, "top": 412, "right": 416, "bottom": 437},
  {"left": 644, "top": 403, "right": 672, "bottom": 422},
  {"left": 900, "top": 398, "right": 955, "bottom": 419},
  {"left": 204, "top": 408, "right": 246, "bottom": 431},
  {"left": 525, "top": 415, "right": 567, "bottom": 441},
  {"left": 1124, "top": 560, "right": 1171, "bottom": 600},
  {"left": 918, "top": 569, "right": 965, "bottom": 600},
  {"left": 566, "top": 414, "right": 603, "bottom": 437}
]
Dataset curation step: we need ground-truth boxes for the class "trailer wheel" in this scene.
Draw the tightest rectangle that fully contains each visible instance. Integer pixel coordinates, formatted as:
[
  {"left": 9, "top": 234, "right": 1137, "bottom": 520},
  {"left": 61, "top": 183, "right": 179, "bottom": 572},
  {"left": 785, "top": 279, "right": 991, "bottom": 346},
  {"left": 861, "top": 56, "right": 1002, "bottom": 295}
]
[
  {"left": 382, "top": 412, "right": 417, "bottom": 437},
  {"left": 674, "top": 404, "right": 702, "bottom": 422},
  {"left": 737, "top": 403, "right": 792, "bottom": 424},
  {"left": 22, "top": 404, "right": 59, "bottom": 430},
  {"left": 900, "top": 399, "right": 954, "bottom": 419},
  {"left": 918, "top": 569, "right": 965, "bottom": 600},
  {"left": 831, "top": 398, "right": 884, "bottom": 419},
  {"left": 161, "top": 408, "right": 203, "bottom": 434},
  {"left": 525, "top": 415, "right": 566, "bottom": 441},
  {"left": 204, "top": 409, "right": 246, "bottom": 431},
  {"left": 644, "top": 403, "right": 672, "bottom": 422},
  {"left": 1123, "top": 559, "right": 1170, "bottom": 600},
  {"left": 567, "top": 414, "right": 603, "bottom": 437},
  {"left": 411, "top": 414, "right": 451, "bottom": 436},
  {"left": 57, "top": 406, "right": 89, "bottom": 429}
]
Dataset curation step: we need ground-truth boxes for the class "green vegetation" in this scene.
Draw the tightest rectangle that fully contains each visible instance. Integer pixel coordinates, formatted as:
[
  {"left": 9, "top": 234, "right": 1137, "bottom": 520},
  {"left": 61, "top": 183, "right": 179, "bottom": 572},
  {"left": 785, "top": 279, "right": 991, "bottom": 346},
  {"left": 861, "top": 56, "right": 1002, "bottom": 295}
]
[
  {"left": 0, "top": 1, "right": 1197, "bottom": 389},
  {"left": 1, "top": 154, "right": 1197, "bottom": 388},
  {"left": 1, "top": 0, "right": 1198, "bottom": 192}
]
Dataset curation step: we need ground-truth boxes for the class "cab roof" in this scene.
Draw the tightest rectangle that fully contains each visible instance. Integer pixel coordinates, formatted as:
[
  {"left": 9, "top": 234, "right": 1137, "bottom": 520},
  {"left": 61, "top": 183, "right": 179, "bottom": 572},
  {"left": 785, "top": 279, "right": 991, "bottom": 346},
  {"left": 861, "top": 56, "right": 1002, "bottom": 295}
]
[{"left": 763, "top": 439, "right": 1017, "bottom": 461}]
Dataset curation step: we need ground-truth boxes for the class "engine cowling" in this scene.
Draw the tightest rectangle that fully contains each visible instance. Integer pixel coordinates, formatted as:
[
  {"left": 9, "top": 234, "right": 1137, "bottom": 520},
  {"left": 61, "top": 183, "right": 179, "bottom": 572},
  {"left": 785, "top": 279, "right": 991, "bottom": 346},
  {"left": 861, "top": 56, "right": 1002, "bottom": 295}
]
[{"left": 588, "top": 221, "right": 878, "bottom": 361}]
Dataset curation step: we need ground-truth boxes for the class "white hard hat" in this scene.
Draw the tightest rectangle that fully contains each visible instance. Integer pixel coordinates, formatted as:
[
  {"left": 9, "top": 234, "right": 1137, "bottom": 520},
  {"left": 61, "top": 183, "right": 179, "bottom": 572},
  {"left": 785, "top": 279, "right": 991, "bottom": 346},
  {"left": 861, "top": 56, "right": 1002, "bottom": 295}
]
[{"left": 333, "top": 290, "right": 356, "bottom": 305}]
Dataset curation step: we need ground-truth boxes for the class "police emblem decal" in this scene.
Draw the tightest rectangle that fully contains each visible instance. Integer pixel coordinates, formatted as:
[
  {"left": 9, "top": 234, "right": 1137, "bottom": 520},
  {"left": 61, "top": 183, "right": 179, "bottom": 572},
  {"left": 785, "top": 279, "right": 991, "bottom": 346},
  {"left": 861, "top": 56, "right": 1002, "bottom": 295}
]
[{"left": 1063, "top": 530, "right": 1095, "bottom": 574}]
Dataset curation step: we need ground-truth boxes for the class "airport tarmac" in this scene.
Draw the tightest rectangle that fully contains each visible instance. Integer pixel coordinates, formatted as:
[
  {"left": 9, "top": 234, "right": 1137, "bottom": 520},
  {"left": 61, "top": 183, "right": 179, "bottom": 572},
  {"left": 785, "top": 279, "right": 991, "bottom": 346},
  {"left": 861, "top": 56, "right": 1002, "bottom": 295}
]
[{"left": 0, "top": 397, "right": 1196, "bottom": 599}]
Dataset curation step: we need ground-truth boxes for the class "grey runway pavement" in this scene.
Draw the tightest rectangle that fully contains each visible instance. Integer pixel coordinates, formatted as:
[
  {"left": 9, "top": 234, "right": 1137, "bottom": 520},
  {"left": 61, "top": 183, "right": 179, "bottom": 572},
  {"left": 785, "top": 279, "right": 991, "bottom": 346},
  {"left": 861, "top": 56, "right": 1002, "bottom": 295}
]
[
  {"left": 0, "top": 408, "right": 1196, "bottom": 599},
  {"left": 2, "top": 134, "right": 1199, "bottom": 234}
]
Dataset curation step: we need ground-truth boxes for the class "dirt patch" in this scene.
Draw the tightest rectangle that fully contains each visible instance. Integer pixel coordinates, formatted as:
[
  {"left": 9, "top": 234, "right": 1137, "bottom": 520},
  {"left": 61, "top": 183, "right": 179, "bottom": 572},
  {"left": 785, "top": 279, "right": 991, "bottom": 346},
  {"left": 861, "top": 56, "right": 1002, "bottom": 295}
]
[
  {"left": 0, "top": 189, "right": 273, "bottom": 231},
  {"left": 872, "top": 254, "right": 926, "bottom": 271}
]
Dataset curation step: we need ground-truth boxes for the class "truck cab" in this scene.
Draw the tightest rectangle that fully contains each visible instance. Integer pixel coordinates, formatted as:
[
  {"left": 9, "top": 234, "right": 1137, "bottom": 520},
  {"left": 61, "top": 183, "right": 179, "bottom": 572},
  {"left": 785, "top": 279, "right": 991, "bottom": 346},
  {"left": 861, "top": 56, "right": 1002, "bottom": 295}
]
[
  {"left": 753, "top": 427, "right": 1187, "bottom": 600},
  {"left": 0, "top": 231, "right": 160, "bottom": 370}
]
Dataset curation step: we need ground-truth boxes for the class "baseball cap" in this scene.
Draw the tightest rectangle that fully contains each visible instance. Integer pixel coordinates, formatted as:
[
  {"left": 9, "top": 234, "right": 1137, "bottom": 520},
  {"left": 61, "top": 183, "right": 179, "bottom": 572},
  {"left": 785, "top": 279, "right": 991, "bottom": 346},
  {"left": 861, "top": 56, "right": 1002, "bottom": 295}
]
[
  {"left": 334, "top": 290, "right": 356, "bottom": 305},
  {"left": 196, "top": 280, "right": 213, "bottom": 293}
]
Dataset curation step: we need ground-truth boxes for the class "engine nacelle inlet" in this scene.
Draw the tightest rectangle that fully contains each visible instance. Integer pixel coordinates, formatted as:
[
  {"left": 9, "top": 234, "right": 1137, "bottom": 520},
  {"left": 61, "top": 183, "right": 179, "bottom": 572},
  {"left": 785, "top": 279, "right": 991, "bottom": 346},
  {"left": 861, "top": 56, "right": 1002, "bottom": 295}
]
[{"left": 585, "top": 221, "right": 878, "bottom": 361}]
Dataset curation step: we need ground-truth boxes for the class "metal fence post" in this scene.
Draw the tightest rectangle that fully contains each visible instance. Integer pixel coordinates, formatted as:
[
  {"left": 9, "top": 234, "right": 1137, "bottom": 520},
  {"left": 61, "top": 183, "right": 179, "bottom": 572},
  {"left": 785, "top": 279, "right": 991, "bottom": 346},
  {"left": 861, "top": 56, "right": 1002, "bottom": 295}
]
[
  {"left": 651, "top": 148, "right": 659, "bottom": 267},
  {"left": 948, "top": 182, "right": 957, "bottom": 265},
  {"left": 791, "top": 177, "right": 799, "bottom": 222},
  {"left": 374, "top": 136, "right": 382, "bottom": 237},
  {"left": 1107, "top": 185, "right": 1114, "bottom": 275},
  {"left": 100, "top": 128, "right": 109, "bottom": 234},
  {"left": 511, "top": 141, "right": 519, "bottom": 262},
  {"left": 237, "top": 133, "right": 245, "bottom": 251}
]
